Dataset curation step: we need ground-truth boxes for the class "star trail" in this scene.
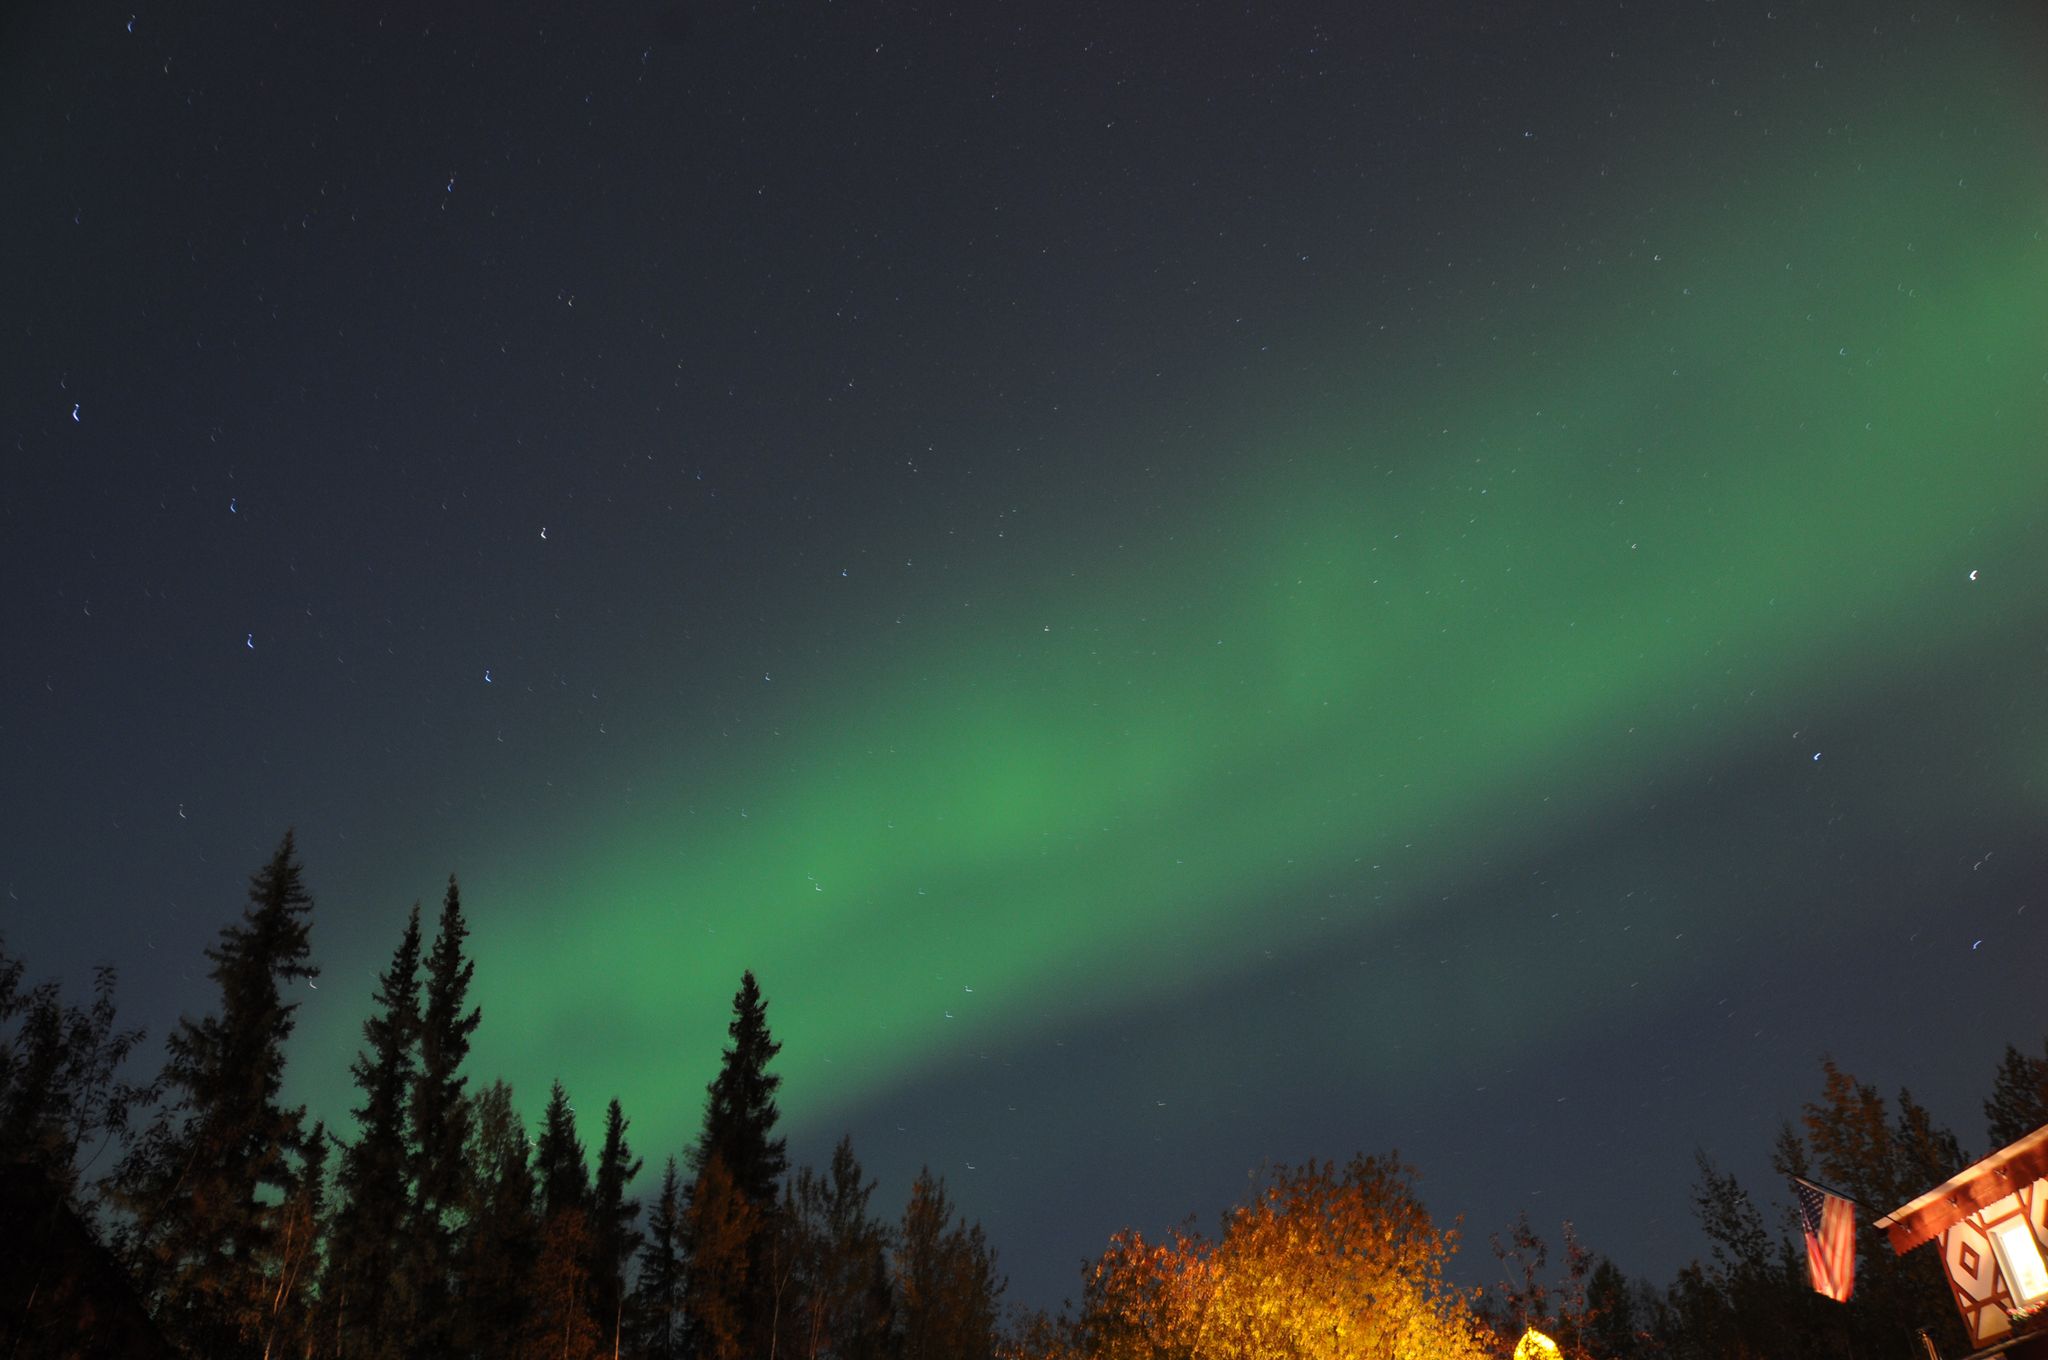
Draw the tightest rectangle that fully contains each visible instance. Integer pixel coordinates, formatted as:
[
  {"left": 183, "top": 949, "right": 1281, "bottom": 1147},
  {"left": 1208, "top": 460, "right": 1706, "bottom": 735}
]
[{"left": 3, "top": 0, "right": 2044, "bottom": 1312}]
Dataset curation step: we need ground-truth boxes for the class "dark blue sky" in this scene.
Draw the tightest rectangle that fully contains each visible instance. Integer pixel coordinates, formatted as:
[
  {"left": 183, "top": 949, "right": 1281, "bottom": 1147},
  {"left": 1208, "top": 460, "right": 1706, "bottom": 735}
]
[{"left": 4, "top": 0, "right": 2045, "bottom": 1315}]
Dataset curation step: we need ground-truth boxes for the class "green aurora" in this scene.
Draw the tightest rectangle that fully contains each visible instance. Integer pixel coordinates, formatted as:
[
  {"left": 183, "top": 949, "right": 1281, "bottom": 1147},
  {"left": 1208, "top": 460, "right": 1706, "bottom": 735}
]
[{"left": 284, "top": 23, "right": 2047, "bottom": 1214}]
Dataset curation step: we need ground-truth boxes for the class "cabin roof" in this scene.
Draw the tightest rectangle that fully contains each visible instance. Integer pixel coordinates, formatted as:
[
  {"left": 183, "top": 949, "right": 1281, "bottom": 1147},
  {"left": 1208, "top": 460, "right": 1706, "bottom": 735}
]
[{"left": 1874, "top": 1123, "right": 2048, "bottom": 1254}]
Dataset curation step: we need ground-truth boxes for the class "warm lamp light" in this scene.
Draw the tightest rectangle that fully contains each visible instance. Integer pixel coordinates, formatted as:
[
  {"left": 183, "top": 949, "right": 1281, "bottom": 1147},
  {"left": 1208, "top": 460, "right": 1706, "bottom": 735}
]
[{"left": 1514, "top": 1328, "right": 1563, "bottom": 1360}]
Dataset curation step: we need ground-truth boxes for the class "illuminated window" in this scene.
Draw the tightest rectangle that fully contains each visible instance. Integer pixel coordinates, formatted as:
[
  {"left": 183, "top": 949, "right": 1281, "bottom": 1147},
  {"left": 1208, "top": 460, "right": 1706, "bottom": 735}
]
[{"left": 1986, "top": 1218, "right": 2048, "bottom": 1307}]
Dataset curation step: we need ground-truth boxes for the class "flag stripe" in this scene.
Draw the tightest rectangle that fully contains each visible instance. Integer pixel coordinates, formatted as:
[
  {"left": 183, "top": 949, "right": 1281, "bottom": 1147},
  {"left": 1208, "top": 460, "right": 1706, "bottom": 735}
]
[{"left": 1794, "top": 1179, "right": 1857, "bottom": 1303}]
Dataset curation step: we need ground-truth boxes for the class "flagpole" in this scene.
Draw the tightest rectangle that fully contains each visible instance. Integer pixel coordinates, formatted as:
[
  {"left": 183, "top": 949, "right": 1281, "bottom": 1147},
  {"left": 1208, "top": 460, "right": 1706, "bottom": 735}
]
[{"left": 1791, "top": 1174, "right": 1864, "bottom": 1211}]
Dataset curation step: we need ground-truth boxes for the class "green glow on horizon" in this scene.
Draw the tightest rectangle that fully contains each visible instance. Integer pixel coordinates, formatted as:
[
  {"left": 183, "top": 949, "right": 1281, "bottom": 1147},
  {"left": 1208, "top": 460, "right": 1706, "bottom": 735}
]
[{"left": 297, "top": 49, "right": 2047, "bottom": 1167}]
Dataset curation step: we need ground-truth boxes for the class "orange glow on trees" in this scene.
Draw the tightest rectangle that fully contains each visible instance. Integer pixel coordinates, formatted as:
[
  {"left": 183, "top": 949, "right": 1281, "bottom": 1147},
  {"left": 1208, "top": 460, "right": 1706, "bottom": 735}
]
[{"left": 1043, "top": 1154, "right": 1494, "bottom": 1360}]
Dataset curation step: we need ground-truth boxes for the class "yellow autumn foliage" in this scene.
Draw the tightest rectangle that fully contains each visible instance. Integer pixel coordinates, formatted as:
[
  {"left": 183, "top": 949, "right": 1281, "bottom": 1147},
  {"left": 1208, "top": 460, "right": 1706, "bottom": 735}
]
[{"left": 1027, "top": 1154, "right": 1495, "bottom": 1360}]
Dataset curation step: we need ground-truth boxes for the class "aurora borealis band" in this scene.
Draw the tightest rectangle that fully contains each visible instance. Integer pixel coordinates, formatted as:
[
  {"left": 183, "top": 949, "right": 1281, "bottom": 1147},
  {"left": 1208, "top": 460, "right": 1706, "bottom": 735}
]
[{"left": 4, "top": 0, "right": 2046, "bottom": 1311}]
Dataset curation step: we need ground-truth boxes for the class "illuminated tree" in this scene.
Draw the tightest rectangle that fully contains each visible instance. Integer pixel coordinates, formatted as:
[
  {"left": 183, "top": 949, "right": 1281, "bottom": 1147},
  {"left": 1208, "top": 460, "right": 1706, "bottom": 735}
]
[
  {"left": 1059, "top": 1154, "right": 1491, "bottom": 1360},
  {"left": 522, "top": 1204, "right": 604, "bottom": 1360},
  {"left": 262, "top": 1120, "right": 329, "bottom": 1360},
  {"left": 687, "top": 1151, "right": 759, "bottom": 1360}
]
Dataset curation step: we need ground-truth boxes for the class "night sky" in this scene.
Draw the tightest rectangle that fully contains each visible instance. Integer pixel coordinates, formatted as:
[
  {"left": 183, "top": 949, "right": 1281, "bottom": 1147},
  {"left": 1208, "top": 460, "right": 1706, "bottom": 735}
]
[{"left": 5, "top": 0, "right": 2046, "bottom": 1315}]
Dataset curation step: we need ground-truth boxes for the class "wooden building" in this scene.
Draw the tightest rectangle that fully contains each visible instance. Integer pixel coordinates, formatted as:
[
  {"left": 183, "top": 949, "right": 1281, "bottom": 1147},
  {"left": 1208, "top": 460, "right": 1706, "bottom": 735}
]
[{"left": 1875, "top": 1124, "right": 2048, "bottom": 1358}]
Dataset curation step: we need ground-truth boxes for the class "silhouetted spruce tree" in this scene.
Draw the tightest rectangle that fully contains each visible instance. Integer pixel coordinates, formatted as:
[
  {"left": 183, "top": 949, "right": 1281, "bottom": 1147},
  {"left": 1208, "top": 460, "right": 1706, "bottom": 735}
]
[
  {"left": 691, "top": 970, "right": 789, "bottom": 1204},
  {"left": 632, "top": 1156, "right": 687, "bottom": 1360},
  {"left": 108, "top": 831, "right": 320, "bottom": 1360},
  {"left": 536, "top": 1080, "right": 591, "bottom": 1219},
  {"left": 410, "top": 874, "right": 481, "bottom": 1355},
  {"left": 328, "top": 904, "right": 422, "bottom": 1360},
  {"left": 895, "top": 1167, "right": 1002, "bottom": 1360},
  {"left": 686, "top": 970, "right": 790, "bottom": 1357},
  {"left": 524, "top": 1080, "right": 602, "bottom": 1357},
  {"left": 589, "top": 1096, "right": 643, "bottom": 1352},
  {"left": 1984, "top": 1036, "right": 2048, "bottom": 1146},
  {"left": 454, "top": 1080, "right": 542, "bottom": 1358}
]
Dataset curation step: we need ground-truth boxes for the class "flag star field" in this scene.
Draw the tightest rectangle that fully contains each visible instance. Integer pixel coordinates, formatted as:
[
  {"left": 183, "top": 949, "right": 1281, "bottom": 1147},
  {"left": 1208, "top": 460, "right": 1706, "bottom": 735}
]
[{"left": 3, "top": 0, "right": 2044, "bottom": 1311}]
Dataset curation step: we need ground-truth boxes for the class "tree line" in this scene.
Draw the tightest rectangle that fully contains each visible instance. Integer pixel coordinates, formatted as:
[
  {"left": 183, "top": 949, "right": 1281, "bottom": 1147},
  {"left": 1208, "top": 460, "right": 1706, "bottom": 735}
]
[
  {"left": 1561, "top": 1043, "right": 2048, "bottom": 1360},
  {"left": 5, "top": 829, "right": 2046, "bottom": 1359},
  {"left": 1, "top": 831, "right": 1002, "bottom": 1360},
  {"left": 998, "top": 1040, "right": 2047, "bottom": 1360}
]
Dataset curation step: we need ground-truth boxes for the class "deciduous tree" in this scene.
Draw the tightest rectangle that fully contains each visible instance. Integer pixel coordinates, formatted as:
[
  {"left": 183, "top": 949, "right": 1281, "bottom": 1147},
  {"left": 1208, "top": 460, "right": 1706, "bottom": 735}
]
[
  {"left": 687, "top": 1152, "right": 759, "bottom": 1360},
  {"left": 522, "top": 1203, "right": 603, "bottom": 1360},
  {"left": 787, "top": 1136, "right": 895, "bottom": 1360},
  {"left": 897, "top": 1167, "right": 1002, "bottom": 1360},
  {"left": 1984, "top": 1037, "right": 2048, "bottom": 1147},
  {"left": 0, "top": 943, "right": 153, "bottom": 1206},
  {"left": 1060, "top": 1155, "right": 1489, "bottom": 1360},
  {"left": 1770, "top": 1058, "right": 1968, "bottom": 1358}
]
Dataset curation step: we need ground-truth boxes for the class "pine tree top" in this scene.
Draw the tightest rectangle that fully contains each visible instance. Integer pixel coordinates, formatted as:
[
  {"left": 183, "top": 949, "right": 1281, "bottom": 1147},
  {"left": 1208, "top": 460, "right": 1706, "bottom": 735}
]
[{"left": 691, "top": 970, "right": 788, "bottom": 1209}]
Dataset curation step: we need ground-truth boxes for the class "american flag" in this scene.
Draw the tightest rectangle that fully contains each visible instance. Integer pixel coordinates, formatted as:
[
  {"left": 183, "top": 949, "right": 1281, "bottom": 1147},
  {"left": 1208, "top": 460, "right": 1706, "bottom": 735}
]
[{"left": 1794, "top": 1178, "right": 1857, "bottom": 1302}]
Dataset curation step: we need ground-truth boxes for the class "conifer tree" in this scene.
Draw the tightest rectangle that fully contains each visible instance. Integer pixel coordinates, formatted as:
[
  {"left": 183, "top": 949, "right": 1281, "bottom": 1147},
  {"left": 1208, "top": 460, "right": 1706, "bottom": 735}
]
[
  {"left": 454, "top": 1080, "right": 542, "bottom": 1358},
  {"left": 634, "top": 1157, "right": 687, "bottom": 1360},
  {"left": 1984, "top": 1037, "right": 2048, "bottom": 1147},
  {"left": 536, "top": 1079, "right": 591, "bottom": 1219},
  {"left": 685, "top": 969, "right": 789, "bottom": 1357},
  {"left": 410, "top": 874, "right": 481, "bottom": 1352},
  {"left": 525, "top": 1080, "right": 602, "bottom": 1358},
  {"left": 589, "top": 1097, "right": 644, "bottom": 1352},
  {"left": 691, "top": 970, "right": 788, "bottom": 1207},
  {"left": 1580, "top": 1258, "right": 1650, "bottom": 1360},
  {"left": 328, "top": 905, "right": 422, "bottom": 1360},
  {"left": 109, "top": 831, "right": 320, "bottom": 1360}
]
